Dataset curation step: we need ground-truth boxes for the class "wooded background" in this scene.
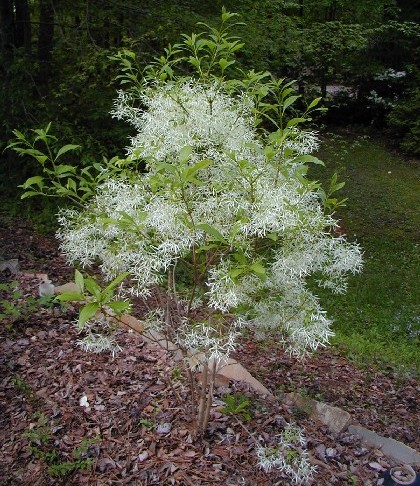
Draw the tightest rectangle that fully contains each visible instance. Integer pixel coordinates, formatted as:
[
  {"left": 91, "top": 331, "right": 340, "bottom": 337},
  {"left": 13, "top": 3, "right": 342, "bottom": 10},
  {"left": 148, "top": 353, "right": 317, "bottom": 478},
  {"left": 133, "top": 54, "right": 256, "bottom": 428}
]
[{"left": 1, "top": 0, "right": 419, "bottom": 191}]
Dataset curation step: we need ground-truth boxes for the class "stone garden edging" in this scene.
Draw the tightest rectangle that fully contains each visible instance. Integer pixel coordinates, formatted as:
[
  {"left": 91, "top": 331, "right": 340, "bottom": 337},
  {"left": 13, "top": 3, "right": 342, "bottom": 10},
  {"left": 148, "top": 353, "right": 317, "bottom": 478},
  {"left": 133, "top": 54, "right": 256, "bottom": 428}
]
[{"left": 282, "top": 392, "right": 420, "bottom": 468}]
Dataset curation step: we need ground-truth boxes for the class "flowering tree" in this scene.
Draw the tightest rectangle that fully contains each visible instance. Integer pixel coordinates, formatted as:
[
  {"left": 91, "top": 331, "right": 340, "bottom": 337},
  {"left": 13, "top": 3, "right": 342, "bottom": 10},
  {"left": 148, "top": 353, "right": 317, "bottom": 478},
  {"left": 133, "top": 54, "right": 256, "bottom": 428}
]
[{"left": 10, "top": 10, "right": 362, "bottom": 471}]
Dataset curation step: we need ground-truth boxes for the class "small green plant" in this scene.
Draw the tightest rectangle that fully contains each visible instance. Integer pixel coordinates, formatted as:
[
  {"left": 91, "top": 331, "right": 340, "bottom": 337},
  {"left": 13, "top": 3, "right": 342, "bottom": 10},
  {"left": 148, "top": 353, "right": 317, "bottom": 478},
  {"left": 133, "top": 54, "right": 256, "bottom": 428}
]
[
  {"left": 318, "top": 172, "right": 347, "bottom": 213},
  {"left": 23, "top": 413, "right": 96, "bottom": 478},
  {"left": 0, "top": 281, "right": 22, "bottom": 327},
  {"left": 0, "top": 299, "right": 21, "bottom": 327},
  {"left": 0, "top": 280, "right": 20, "bottom": 297},
  {"left": 0, "top": 280, "right": 64, "bottom": 330},
  {"left": 11, "top": 375, "right": 32, "bottom": 396},
  {"left": 23, "top": 412, "right": 53, "bottom": 454},
  {"left": 347, "top": 472, "right": 358, "bottom": 485},
  {"left": 138, "top": 417, "right": 155, "bottom": 430},
  {"left": 256, "top": 423, "right": 316, "bottom": 482},
  {"left": 47, "top": 436, "right": 97, "bottom": 478},
  {"left": 171, "top": 366, "right": 183, "bottom": 381},
  {"left": 11, "top": 375, "right": 41, "bottom": 407},
  {"left": 220, "top": 393, "right": 252, "bottom": 421},
  {"left": 56, "top": 269, "right": 131, "bottom": 355}
]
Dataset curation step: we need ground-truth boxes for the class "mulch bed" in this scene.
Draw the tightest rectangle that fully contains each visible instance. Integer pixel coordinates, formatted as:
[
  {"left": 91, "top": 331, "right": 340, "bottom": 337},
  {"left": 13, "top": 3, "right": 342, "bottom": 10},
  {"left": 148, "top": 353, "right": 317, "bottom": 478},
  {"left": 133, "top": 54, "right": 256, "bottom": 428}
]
[{"left": 1, "top": 214, "right": 419, "bottom": 485}]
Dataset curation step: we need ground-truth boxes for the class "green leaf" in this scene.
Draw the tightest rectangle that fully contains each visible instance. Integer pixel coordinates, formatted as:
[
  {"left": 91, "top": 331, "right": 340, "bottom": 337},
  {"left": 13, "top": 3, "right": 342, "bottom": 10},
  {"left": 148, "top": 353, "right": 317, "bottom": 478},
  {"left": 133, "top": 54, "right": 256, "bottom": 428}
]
[
  {"left": 107, "top": 301, "right": 131, "bottom": 314},
  {"left": 307, "top": 97, "right": 322, "bottom": 111},
  {"left": 56, "top": 291, "right": 85, "bottom": 302},
  {"left": 21, "top": 191, "right": 41, "bottom": 199},
  {"left": 22, "top": 176, "right": 44, "bottom": 189},
  {"left": 66, "top": 178, "right": 77, "bottom": 192},
  {"left": 101, "top": 272, "right": 129, "bottom": 303},
  {"left": 219, "top": 58, "right": 235, "bottom": 71},
  {"left": 35, "top": 155, "right": 48, "bottom": 165},
  {"left": 197, "top": 223, "right": 227, "bottom": 243},
  {"left": 155, "top": 162, "right": 177, "bottom": 174},
  {"left": 55, "top": 165, "right": 76, "bottom": 176},
  {"left": 55, "top": 144, "right": 81, "bottom": 160},
  {"left": 250, "top": 262, "right": 266, "bottom": 280},
  {"left": 233, "top": 251, "right": 247, "bottom": 265},
  {"left": 178, "top": 145, "right": 193, "bottom": 164},
  {"left": 264, "top": 145, "right": 276, "bottom": 159},
  {"left": 293, "top": 155, "right": 325, "bottom": 166},
  {"left": 84, "top": 278, "right": 102, "bottom": 300},
  {"left": 184, "top": 159, "right": 212, "bottom": 181},
  {"left": 75, "top": 270, "right": 84, "bottom": 293},
  {"left": 282, "top": 95, "right": 300, "bottom": 113},
  {"left": 78, "top": 302, "right": 99, "bottom": 328},
  {"left": 332, "top": 181, "right": 345, "bottom": 191},
  {"left": 12, "top": 129, "right": 26, "bottom": 141},
  {"left": 229, "top": 267, "right": 245, "bottom": 280},
  {"left": 286, "top": 117, "right": 306, "bottom": 128}
]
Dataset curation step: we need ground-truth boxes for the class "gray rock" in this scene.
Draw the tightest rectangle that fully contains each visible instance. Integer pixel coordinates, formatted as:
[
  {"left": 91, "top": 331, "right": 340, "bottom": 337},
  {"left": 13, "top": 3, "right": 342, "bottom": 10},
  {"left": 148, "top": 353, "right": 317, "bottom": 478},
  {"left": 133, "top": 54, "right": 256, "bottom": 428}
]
[
  {"left": 0, "top": 259, "right": 19, "bottom": 274},
  {"left": 315, "top": 401, "right": 352, "bottom": 435},
  {"left": 348, "top": 425, "right": 420, "bottom": 467},
  {"left": 283, "top": 392, "right": 352, "bottom": 434},
  {"left": 39, "top": 280, "right": 55, "bottom": 297}
]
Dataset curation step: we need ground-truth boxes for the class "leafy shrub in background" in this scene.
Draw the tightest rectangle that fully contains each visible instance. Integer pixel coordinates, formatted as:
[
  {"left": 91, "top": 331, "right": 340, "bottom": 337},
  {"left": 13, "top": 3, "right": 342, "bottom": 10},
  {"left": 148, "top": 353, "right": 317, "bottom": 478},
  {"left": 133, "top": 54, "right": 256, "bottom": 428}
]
[{"left": 387, "top": 87, "right": 420, "bottom": 156}]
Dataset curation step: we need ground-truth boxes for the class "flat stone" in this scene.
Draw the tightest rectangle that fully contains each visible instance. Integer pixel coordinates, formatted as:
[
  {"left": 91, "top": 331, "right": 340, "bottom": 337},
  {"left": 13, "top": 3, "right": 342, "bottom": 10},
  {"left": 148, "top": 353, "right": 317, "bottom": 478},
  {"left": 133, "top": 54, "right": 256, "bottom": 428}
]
[
  {"left": 118, "top": 314, "right": 144, "bottom": 334},
  {"left": 0, "top": 259, "right": 19, "bottom": 274},
  {"left": 197, "top": 372, "right": 230, "bottom": 388},
  {"left": 284, "top": 391, "right": 316, "bottom": 413},
  {"left": 217, "top": 359, "right": 272, "bottom": 396},
  {"left": 348, "top": 425, "right": 420, "bottom": 467},
  {"left": 39, "top": 281, "right": 55, "bottom": 297},
  {"left": 283, "top": 392, "right": 352, "bottom": 434},
  {"left": 142, "top": 329, "right": 178, "bottom": 351},
  {"left": 54, "top": 281, "right": 79, "bottom": 294},
  {"left": 315, "top": 401, "right": 352, "bottom": 435},
  {"left": 22, "top": 271, "right": 49, "bottom": 282}
]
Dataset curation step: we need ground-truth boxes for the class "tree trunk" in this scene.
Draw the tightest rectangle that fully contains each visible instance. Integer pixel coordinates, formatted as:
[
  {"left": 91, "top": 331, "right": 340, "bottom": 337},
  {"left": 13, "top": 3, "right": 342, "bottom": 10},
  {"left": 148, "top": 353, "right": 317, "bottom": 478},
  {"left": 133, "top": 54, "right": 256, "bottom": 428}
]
[
  {"left": 38, "top": 0, "right": 55, "bottom": 65},
  {"left": 325, "top": 0, "right": 338, "bottom": 21},
  {"left": 0, "top": 0, "right": 14, "bottom": 52},
  {"left": 299, "top": 0, "right": 304, "bottom": 18},
  {"left": 14, "top": 0, "right": 31, "bottom": 54}
]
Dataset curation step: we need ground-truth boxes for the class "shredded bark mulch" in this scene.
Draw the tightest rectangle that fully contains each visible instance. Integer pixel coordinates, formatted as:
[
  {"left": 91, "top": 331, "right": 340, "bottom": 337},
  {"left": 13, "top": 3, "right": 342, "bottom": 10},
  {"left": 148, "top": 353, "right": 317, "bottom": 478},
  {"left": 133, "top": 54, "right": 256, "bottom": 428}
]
[{"left": 1, "top": 214, "right": 419, "bottom": 485}]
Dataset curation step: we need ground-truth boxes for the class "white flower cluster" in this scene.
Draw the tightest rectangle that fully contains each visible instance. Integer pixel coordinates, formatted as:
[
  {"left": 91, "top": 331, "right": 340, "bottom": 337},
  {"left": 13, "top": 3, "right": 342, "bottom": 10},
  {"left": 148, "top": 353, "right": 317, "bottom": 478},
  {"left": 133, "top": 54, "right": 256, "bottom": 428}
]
[
  {"left": 112, "top": 81, "right": 257, "bottom": 163},
  {"left": 75, "top": 316, "right": 122, "bottom": 357},
  {"left": 58, "top": 78, "right": 362, "bottom": 359},
  {"left": 283, "top": 127, "right": 320, "bottom": 155},
  {"left": 256, "top": 424, "right": 316, "bottom": 484},
  {"left": 57, "top": 179, "right": 197, "bottom": 296},
  {"left": 366, "top": 90, "right": 395, "bottom": 109},
  {"left": 77, "top": 331, "right": 122, "bottom": 357},
  {"left": 176, "top": 320, "right": 242, "bottom": 365},
  {"left": 373, "top": 68, "right": 406, "bottom": 81}
]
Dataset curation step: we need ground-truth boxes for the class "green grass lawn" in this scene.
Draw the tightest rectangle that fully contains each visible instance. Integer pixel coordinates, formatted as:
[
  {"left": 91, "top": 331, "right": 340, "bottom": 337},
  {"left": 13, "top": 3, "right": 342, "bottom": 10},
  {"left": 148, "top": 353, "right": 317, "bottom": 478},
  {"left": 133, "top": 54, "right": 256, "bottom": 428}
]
[{"left": 311, "top": 129, "right": 420, "bottom": 376}]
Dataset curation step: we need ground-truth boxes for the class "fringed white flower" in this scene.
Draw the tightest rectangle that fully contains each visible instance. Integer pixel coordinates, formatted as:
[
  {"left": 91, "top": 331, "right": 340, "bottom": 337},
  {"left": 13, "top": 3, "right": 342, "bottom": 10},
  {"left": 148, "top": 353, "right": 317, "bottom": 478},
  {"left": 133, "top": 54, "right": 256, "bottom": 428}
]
[
  {"left": 256, "top": 424, "right": 317, "bottom": 484},
  {"left": 58, "top": 77, "right": 362, "bottom": 361}
]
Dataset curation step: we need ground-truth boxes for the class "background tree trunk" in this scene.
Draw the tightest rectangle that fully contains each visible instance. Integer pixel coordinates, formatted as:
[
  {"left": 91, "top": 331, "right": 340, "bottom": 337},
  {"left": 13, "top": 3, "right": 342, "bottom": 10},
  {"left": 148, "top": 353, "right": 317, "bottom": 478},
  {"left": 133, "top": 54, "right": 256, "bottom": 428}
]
[
  {"left": 38, "top": 0, "right": 55, "bottom": 65},
  {"left": 0, "top": 0, "right": 14, "bottom": 52},
  {"left": 14, "top": 0, "right": 32, "bottom": 54}
]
